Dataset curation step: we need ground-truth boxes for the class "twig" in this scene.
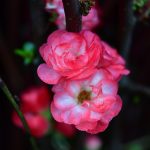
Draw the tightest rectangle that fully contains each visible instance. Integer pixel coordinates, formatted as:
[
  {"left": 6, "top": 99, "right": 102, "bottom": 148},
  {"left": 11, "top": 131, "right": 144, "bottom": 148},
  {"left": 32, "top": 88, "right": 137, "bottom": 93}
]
[
  {"left": 62, "top": 0, "right": 82, "bottom": 32},
  {"left": 0, "top": 78, "right": 39, "bottom": 150},
  {"left": 121, "top": 77, "right": 150, "bottom": 97},
  {"left": 118, "top": 0, "right": 150, "bottom": 97},
  {"left": 118, "top": 0, "right": 137, "bottom": 61}
]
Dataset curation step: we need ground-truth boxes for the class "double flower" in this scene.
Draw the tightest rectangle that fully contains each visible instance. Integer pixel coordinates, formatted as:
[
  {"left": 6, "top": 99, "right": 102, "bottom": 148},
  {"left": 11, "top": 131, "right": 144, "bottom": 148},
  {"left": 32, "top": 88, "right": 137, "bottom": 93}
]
[{"left": 37, "top": 29, "right": 129, "bottom": 134}]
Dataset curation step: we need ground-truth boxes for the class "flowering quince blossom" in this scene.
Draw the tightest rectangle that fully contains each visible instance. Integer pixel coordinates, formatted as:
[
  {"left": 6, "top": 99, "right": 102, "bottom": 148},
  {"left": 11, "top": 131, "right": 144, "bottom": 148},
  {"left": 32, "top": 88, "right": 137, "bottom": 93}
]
[
  {"left": 44, "top": 0, "right": 100, "bottom": 30},
  {"left": 51, "top": 69, "right": 122, "bottom": 134},
  {"left": 55, "top": 7, "right": 100, "bottom": 30},
  {"left": 97, "top": 42, "right": 130, "bottom": 81},
  {"left": 12, "top": 86, "right": 51, "bottom": 137},
  {"left": 37, "top": 30, "right": 103, "bottom": 84},
  {"left": 20, "top": 86, "right": 50, "bottom": 113},
  {"left": 85, "top": 135, "right": 102, "bottom": 150},
  {"left": 12, "top": 112, "right": 50, "bottom": 138}
]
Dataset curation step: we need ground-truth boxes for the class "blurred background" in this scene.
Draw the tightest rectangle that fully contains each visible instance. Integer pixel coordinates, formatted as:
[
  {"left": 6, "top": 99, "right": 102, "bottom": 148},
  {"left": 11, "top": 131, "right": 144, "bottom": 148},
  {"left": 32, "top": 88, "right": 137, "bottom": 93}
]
[{"left": 0, "top": 0, "right": 150, "bottom": 150}]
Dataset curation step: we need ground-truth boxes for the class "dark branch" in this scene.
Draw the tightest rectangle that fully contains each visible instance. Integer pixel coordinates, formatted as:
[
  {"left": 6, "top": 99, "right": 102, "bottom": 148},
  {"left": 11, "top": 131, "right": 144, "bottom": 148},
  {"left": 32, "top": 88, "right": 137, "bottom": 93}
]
[
  {"left": 62, "top": 0, "right": 82, "bottom": 32},
  {"left": 121, "top": 77, "right": 150, "bottom": 97},
  {"left": 118, "top": 0, "right": 137, "bottom": 61},
  {"left": 0, "top": 78, "right": 39, "bottom": 150}
]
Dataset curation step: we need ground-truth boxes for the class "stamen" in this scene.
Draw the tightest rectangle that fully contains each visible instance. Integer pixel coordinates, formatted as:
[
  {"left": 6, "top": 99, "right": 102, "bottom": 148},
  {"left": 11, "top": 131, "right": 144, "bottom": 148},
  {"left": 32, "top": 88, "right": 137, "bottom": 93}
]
[{"left": 78, "top": 90, "right": 91, "bottom": 103}]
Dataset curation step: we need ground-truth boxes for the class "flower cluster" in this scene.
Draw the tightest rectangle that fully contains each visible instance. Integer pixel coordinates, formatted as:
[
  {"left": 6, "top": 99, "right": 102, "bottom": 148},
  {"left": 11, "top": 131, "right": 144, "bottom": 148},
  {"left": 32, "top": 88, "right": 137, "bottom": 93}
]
[
  {"left": 44, "top": 0, "right": 100, "bottom": 30},
  {"left": 37, "top": 29, "right": 129, "bottom": 134},
  {"left": 12, "top": 86, "right": 51, "bottom": 137}
]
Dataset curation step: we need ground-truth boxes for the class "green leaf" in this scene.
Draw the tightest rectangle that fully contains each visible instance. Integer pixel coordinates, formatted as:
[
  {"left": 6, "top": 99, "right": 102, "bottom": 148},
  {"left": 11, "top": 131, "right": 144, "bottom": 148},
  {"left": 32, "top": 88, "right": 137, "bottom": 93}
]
[
  {"left": 133, "top": 0, "right": 148, "bottom": 11},
  {"left": 14, "top": 42, "right": 36, "bottom": 65}
]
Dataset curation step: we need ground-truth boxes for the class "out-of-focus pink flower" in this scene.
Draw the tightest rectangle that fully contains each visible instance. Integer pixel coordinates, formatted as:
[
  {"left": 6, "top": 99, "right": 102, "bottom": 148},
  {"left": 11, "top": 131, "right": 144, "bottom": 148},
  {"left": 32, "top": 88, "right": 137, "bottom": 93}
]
[
  {"left": 51, "top": 69, "right": 122, "bottom": 134},
  {"left": 12, "top": 112, "right": 50, "bottom": 138},
  {"left": 21, "top": 86, "right": 50, "bottom": 113},
  {"left": 37, "top": 30, "right": 103, "bottom": 84},
  {"left": 85, "top": 135, "right": 102, "bottom": 150},
  {"left": 55, "top": 7, "right": 100, "bottom": 30},
  {"left": 82, "top": 8, "right": 100, "bottom": 30},
  {"left": 12, "top": 86, "right": 51, "bottom": 138},
  {"left": 97, "top": 42, "right": 130, "bottom": 81},
  {"left": 55, "top": 122, "right": 76, "bottom": 137},
  {"left": 44, "top": 0, "right": 100, "bottom": 30}
]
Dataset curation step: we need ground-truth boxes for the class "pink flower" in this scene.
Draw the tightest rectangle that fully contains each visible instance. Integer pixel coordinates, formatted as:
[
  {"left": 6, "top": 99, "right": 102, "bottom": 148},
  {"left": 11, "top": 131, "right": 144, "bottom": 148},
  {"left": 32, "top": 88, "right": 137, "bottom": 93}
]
[
  {"left": 12, "top": 86, "right": 51, "bottom": 137},
  {"left": 51, "top": 69, "right": 122, "bottom": 134},
  {"left": 82, "top": 8, "right": 100, "bottom": 30},
  {"left": 85, "top": 135, "right": 102, "bottom": 150},
  {"left": 12, "top": 112, "right": 50, "bottom": 138},
  {"left": 55, "top": 8, "right": 100, "bottom": 30},
  {"left": 20, "top": 86, "right": 50, "bottom": 113},
  {"left": 44, "top": 0, "right": 100, "bottom": 30},
  {"left": 55, "top": 122, "right": 76, "bottom": 137},
  {"left": 97, "top": 42, "right": 130, "bottom": 81},
  {"left": 37, "top": 30, "right": 103, "bottom": 84}
]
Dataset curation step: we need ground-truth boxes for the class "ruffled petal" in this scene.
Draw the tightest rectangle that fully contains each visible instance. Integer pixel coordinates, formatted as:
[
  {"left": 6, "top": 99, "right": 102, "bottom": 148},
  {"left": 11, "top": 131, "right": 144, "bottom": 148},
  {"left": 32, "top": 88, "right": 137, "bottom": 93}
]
[
  {"left": 69, "top": 106, "right": 90, "bottom": 125},
  {"left": 51, "top": 101, "right": 63, "bottom": 122},
  {"left": 54, "top": 93, "right": 77, "bottom": 110},
  {"left": 37, "top": 63, "right": 61, "bottom": 84},
  {"left": 76, "top": 121, "right": 97, "bottom": 131},
  {"left": 101, "top": 80, "right": 118, "bottom": 95}
]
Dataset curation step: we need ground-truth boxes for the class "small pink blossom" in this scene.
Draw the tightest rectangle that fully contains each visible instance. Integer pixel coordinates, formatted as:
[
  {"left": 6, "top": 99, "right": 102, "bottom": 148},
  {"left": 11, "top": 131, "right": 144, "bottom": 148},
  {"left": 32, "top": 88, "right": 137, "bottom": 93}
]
[
  {"left": 56, "top": 7, "right": 100, "bottom": 30},
  {"left": 85, "top": 135, "right": 102, "bottom": 150},
  {"left": 20, "top": 86, "right": 50, "bottom": 113},
  {"left": 37, "top": 30, "right": 103, "bottom": 84},
  {"left": 12, "top": 86, "right": 51, "bottom": 137},
  {"left": 51, "top": 69, "right": 122, "bottom": 134},
  {"left": 44, "top": 0, "right": 100, "bottom": 30},
  {"left": 98, "top": 42, "right": 130, "bottom": 81},
  {"left": 12, "top": 112, "right": 50, "bottom": 138}
]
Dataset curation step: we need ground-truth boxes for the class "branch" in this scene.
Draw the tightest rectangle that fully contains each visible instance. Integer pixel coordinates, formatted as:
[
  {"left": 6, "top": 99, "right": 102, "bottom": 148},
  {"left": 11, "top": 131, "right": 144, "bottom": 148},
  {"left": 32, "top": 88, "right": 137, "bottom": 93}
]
[
  {"left": 121, "top": 77, "right": 150, "bottom": 97},
  {"left": 62, "top": 0, "right": 82, "bottom": 32},
  {"left": 0, "top": 78, "right": 39, "bottom": 150},
  {"left": 118, "top": 0, "right": 137, "bottom": 61},
  {"left": 118, "top": 1, "right": 150, "bottom": 97}
]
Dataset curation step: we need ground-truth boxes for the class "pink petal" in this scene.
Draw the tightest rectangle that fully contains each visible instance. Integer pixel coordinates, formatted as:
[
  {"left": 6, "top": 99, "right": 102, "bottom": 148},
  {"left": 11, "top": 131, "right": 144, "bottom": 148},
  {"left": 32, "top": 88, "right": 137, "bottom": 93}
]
[
  {"left": 101, "top": 96, "right": 122, "bottom": 122},
  {"left": 54, "top": 93, "right": 77, "bottom": 110},
  {"left": 37, "top": 63, "right": 61, "bottom": 84},
  {"left": 69, "top": 106, "right": 90, "bottom": 125},
  {"left": 101, "top": 80, "right": 118, "bottom": 95},
  {"left": 76, "top": 121, "right": 97, "bottom": 131},
  {"left": 92, "top": 96, "right": 116, "bottom": 113},
  {"left": 88, "top": 121, "right": 108, "bottom": 134},
  {"left": 90, "top": 70, "right": 105, "bottom": 86},
  {"left": 50, "top": 101, "right": 63, "bottom": 122},
  {"left": 65, "top": 80, "right": 81, "bottom": 96},
  {"left": 89, "top": 111, "right": 102, "bottom": 121},
  {"left": 61, "top": 110, "right": 72, "bottom": 124}
]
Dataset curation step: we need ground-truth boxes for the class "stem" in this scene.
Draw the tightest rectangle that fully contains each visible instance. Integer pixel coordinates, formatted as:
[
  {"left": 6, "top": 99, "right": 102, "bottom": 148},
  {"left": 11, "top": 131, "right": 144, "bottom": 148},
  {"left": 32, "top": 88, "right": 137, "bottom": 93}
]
[
  {"left": 62, "top": 0, "right": 82, "bottom": 32},
  {"left": 0, "top": 78, "right": 39, "bottom": 150}
]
